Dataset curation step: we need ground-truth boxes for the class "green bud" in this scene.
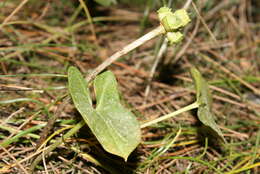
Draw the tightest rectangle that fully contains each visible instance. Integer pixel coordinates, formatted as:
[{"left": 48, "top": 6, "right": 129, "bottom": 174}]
[
  {"left": 157, "top": 7, "right": 190, "bottom": 32},
  {"left": 161, "top": 13, "right": 183, "bottom": 32},
  {"left": 173, "top": 9, "right": 191, "bottom": 27},
  {"left": 166, "top": 32, "right": 183, "bottom": 44},
  {"left": 157, "top": 7, "right": 172, "bottom": 21}
]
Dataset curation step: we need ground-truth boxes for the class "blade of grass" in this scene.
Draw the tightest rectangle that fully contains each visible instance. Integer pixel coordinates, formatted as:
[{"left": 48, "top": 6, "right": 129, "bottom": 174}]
[
  {"left": 0, "top": 0, "right": 29, "bottom": 27},
  {"left": 0, "top": 124, "right": 40, "bottom": 139},
  {"left": 225, "top": 162, "right": 260, "bottom": 174},
  {"left": 0, "top": 124, "right": 45, "bottom": 148},
  {"left": 0, "top": 98, "right": 42, "bottom": 105},
  {"left": 78, "top": 0, "right": 98, "bottom": 45},
  {"left": 0, "top": 73, "right": 67, "bottom": 78},
  {"left": 199, "top": 53, "right": 260, "bottom": 95},
  {"left": 161, "top": 156, "right": 222, "bottom": 174}
]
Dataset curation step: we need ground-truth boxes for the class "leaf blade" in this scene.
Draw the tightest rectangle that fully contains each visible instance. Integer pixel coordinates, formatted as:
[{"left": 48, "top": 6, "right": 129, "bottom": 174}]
[
  {"left": 190, "top": 67, "right": 226, "bottom": 143},
  {"left": 94, "top": 71, "right": 141, "bottom": 160},
  {"left": 68, "top": 66, "right": 94, "bottom": 121},
  {"left": 68, "top": 67, "right": 141, "bottom": 160}
]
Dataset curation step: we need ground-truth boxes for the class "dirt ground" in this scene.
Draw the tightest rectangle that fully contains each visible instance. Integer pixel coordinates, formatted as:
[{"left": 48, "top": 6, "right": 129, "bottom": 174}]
[{"left": 0, "top": 0, "right": 259, "bottom": 173}]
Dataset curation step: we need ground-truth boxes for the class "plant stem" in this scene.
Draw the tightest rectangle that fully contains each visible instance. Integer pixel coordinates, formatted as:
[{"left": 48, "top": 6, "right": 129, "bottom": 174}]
[
  {"left": 30, "top": 120, "right": 85, "bottom": 172},
  {"left": 140, "top": 102, "right": 199, "bottom": 128},
  {"left": 86, "top": 25, "right": 166, "bottom": 82}
]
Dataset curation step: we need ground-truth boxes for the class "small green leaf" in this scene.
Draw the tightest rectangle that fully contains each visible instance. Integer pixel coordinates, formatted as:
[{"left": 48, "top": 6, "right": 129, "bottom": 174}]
[
  {"left": 68, "top": 67, "right": 141, "bottom": 160},
  {"left": 93, "top": 0, "right": 117, "bottom": 6},
  {"left": 190, "top": 67, "right": 226, "bottom": 143}
]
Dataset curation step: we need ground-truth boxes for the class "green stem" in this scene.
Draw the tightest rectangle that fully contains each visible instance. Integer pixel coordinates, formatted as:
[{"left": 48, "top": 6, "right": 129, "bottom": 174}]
[
  {"left": 86, "top": 25, "right": 165, "bottom": 82},
  {"left": 140, "top": 102, "right": 199, "bottom": 128}
]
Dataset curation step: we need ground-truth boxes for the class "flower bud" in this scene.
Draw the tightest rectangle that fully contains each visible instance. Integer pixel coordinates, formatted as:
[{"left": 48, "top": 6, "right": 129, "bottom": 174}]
[
  {"left": 157, "top": 7, "right": 190, "bottom": 32},
  {"left": 166, "top": 32, "right": 183, "bottom": 45}
]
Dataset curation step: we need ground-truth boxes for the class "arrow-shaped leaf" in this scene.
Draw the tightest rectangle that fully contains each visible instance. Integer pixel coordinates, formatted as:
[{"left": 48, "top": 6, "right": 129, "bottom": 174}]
[
  {"left": 190, "top": 67, "right": 226, "bottom": 143},
  {"left": 68, "top": 67, "right": 141, "bottom": 160}
]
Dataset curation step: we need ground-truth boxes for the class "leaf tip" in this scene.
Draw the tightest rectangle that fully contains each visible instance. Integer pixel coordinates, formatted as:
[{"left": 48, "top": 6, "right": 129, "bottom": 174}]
[{"left": 68, "top": 66, "right": 77, "bottom": 75}]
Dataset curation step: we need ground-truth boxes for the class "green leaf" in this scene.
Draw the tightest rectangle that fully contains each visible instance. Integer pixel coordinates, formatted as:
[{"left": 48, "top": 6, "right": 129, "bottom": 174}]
[
  {"left": 93, "top": 0, "right": 117, "bottom": 6},
  {"left": 68, "top": 67, "right": 141, "bottom": 160},
  {"left": 68, "top": 67, "right": 95, "bottom": 126},
  {"left": 190, "top": 67, "right": 226, "bottom": 143}
]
